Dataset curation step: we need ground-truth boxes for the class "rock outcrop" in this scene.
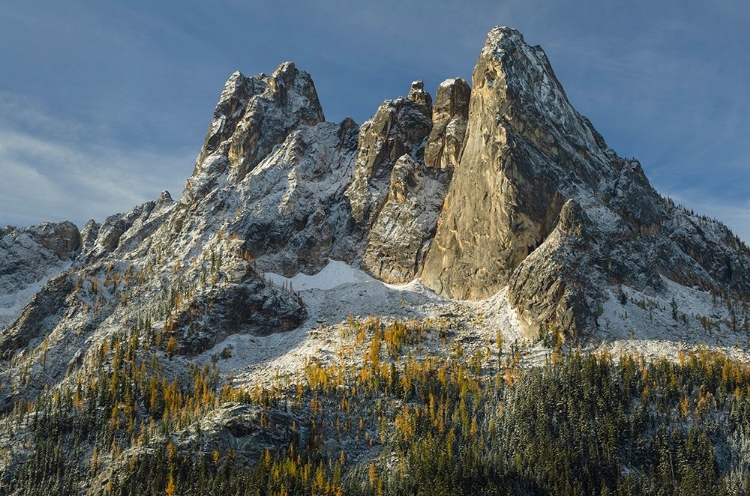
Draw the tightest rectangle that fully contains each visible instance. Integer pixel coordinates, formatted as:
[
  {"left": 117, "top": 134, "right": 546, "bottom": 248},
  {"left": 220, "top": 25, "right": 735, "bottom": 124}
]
[
  {"left": 0, "top": 272, "right": 75, "bottom": 357},
  {"left": 362, "top": 155, "right": 451, "bottom": 283},
  {"left": 422, "top": 27, "right": 608, "bottom": 302},
  {"left": 0, "top": 221, "right": 80, "bottom": 330},
  {"left": 170, "top": 273, "right": 305, "bottom": 356},
  {"left": 350, "top": 79, "right": 460, "bottom": 283},
  {"left": 191, "top": 62, "right": 325, "bottom": 195},
  {"left": 425, "top": 78, "right": 471, "bottom": 169},
  {"left": 83, "top": 191, "right": 175, "bottom": 260},
  {"left": 229, "top": 119, "right": 360, "bottom": 276},
  {"left": 344, "top": 82, "right": 433, "bottom": 227}
]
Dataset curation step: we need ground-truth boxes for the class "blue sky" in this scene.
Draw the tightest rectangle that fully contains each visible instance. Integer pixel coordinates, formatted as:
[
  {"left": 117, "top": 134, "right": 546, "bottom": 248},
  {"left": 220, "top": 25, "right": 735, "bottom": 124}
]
[{"left": 1, "top": 0, "right": 749, "bottom": 240}]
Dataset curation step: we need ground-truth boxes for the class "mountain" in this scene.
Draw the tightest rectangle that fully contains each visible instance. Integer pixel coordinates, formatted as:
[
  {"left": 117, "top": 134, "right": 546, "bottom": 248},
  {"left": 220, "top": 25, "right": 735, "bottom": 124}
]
[{"left": 1, "top": 26, "right": 750, "bottom": 494}]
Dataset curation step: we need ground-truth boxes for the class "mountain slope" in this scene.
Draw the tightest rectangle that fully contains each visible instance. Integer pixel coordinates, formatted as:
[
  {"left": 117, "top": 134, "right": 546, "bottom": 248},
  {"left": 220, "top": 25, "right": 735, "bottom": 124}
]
[
  {"left": 0, "top": 222, "right": 79, "bottom": 332},
  {"left": 1, "top": 25, "right": 750, "bottom": 495},
  {"left": 0, "top": 24, "right": 748, "bottom": 412}
]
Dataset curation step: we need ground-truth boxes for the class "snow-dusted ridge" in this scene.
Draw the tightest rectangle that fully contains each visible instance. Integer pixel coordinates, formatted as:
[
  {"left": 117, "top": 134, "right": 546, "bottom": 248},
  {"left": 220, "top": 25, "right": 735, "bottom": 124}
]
[
  {"left": 1, "top": 24, "right": 749, "bottom": 427},
  {"left": 0, "top": 221, "right": 80, "bottom": 331},
  {"left": 0, "top": 262, "right": 72, "bottom": 330}
]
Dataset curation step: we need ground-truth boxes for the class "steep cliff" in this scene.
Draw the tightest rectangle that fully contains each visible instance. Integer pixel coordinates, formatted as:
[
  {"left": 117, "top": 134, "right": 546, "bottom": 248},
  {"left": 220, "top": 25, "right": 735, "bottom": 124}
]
[{"left": 422, "top": 27, "right": 750, "bottom": 337}]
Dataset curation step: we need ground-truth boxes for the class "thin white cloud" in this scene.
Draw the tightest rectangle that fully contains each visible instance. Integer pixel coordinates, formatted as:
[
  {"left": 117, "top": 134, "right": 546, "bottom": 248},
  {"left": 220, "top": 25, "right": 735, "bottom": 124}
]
[
  {"left": 0, "top": 91, "right": 86, "bottom": 140},
  {"left": 0, "top": 94, "right": 195, "bottom": 229}
]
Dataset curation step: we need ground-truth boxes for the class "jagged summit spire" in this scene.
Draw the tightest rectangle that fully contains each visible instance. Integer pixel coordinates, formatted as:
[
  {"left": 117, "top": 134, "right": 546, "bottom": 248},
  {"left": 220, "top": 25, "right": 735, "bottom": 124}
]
[
  {"left": 484, "top": 25, "right": 524, "bottom": 44},
  {"left": 477, "top": 26, "right": 609, "bottom": 165},
  {"left": 189, "top": 61, "right": 325, "bottom": 194},
  {"left": 407, "top": 79, "right": 433, "bottom": 116},
  {"left": 422, "top": 25, "right": 750, "bottom": 337},
  {"left": 421, "top": 25, "right": 609, "bottom": 303}
]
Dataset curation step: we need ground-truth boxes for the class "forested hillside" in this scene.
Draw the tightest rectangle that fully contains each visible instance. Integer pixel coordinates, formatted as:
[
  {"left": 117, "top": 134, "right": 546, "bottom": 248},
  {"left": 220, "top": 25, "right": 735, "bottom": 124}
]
[{"left": 4, "top": 316, "right": 750, "bottom": 494}]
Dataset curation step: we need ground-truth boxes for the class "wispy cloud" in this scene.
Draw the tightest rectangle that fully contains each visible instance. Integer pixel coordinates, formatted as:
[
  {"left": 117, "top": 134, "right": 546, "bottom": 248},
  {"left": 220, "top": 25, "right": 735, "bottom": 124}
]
[{"left": 0, "top": 93, "right": 196, "bottom": 229}]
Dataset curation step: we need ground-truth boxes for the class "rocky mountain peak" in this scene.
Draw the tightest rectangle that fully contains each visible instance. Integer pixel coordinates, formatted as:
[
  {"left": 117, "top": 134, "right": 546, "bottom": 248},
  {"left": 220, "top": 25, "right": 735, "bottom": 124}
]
[
  {"left": 421, "top": 26, "right": 598, "bottom": 301},
  {"left": 3, "top": 26, "right": 750, "bottom": 490},
  {"left": 190, "top": 62, "right": 324, "bottom": 193},
  {"left": 3, "top": 26, "right": 747, "bottom": 347},
  {"left": 422, "top": 25, "right": 750, "bottom": 337},
  {"left": 407, "top": 79, "right": 432, "bottom": 116},
  {"left": 158, "top": 190, "right": 173, "bottom": 204},
  {"left": 25, "top": 221, "right": 81, "bottom": 258},
  {"left": 478, "top": 26, "right": 613, "bottom": 183}
]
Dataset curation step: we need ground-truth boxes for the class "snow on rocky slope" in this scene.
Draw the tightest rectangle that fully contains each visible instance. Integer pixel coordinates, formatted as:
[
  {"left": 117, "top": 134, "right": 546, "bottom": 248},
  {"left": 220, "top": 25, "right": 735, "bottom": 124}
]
[
  {"left": 1, "top": 26, "right": 749, "bottom": 413},
  {"left": 0, "top": 222, "right": 79, "bottom": 330},
  {"left": 422, "top": 27, "right": 750, "bottom": 341},
  {"left": 2, "top": 26, "right": 750, "bottom": 492}
]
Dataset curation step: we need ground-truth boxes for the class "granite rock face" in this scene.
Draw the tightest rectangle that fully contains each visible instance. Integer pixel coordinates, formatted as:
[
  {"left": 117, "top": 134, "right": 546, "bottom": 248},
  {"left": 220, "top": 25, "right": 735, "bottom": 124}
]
[
  {"left": 362, "top": 155, "right": 451, "bottom": 283},
  {"left": 191, "top": 62, "right": 325, "bottom": 194},
  {"left": 227, "top": 119, "right": 360, "bottom": 277},
  {"left": 422, "top": 27, "right": 596, "bottom": 302},
  {"left": 347, "top": 79, "right": 458, "bottom": 283},
  {"left": 425, "top": 78, "right": 471, "bottom": 169},
  {"left": 422, "top": 27, "right": 750, "bottom": 337},
  {"left": 344, "top": 82, "right": 433, "bottom": 227}
]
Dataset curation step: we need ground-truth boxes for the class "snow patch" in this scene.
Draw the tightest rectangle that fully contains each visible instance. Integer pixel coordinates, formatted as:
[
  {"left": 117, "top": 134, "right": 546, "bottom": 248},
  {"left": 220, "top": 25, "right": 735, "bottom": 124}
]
[
  {"left": 265, "top": 260, "right": 374, "bottom": 291},
  {"left": 196, "top": 273, "right": 534, "bottom": 389}
]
